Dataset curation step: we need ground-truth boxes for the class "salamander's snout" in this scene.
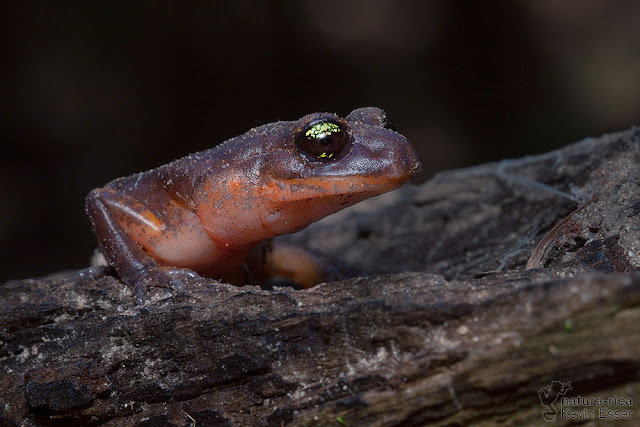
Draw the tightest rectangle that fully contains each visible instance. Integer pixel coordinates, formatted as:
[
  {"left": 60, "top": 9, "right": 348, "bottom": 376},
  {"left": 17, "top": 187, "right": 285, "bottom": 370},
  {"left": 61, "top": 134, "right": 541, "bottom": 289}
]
[
  {"left": 362, "top": 128, "right": 421, "bottom": 182},
  {"left": 391, "top": 134, "right": 421, "bottom": 179},
  {"left": 344, "top": 106, "right": 421, "bottom": 180}
]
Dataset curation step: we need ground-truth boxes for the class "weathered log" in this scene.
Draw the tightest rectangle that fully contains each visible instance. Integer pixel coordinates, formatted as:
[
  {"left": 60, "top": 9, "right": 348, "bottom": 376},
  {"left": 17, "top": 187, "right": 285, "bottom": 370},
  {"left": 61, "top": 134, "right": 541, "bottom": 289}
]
[{"left": 2, "top": 128, "right": 639, "bottom": 425}]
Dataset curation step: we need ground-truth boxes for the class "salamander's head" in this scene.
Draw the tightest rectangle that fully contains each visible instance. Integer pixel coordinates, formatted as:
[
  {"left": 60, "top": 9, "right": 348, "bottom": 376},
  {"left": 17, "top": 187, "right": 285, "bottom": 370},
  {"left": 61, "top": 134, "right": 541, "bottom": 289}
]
[
  {"left": 259, "top": 107, "right": 421, "bottom": 235},
  {"left": 264, "top": 107, "right": 420, "bottom": 183}
]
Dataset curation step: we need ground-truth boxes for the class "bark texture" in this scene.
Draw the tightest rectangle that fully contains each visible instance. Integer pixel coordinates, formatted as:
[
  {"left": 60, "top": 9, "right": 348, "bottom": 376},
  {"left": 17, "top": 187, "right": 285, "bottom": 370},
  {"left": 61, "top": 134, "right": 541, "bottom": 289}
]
[{"left": 2, "top": 128, "right": 640, "bottom": 426}]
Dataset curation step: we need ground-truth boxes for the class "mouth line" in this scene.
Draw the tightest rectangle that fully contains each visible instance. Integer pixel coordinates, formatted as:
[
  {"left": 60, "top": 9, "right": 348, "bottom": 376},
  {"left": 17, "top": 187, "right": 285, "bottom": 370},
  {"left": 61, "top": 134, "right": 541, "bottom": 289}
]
[
  {"left": 265, "top": 175, "right": 411, "bottom": 202},
  {"left": 288, "top": 174, "right": 410, "bottom": 184}
]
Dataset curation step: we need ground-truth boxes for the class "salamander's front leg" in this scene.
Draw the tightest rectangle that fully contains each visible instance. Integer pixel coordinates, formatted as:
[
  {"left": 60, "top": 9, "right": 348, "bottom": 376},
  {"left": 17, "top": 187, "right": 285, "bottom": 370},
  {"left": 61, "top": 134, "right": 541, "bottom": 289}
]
[{"left": 86, "top": 188, "right": 199, "bottom": 303}]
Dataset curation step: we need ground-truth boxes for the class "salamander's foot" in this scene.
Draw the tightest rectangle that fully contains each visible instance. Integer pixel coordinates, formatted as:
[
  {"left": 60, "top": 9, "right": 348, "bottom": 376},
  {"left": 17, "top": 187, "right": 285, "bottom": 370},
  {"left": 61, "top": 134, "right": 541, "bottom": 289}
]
[{"left": 128, "top": 266, "right": 201, "bottom": 304}]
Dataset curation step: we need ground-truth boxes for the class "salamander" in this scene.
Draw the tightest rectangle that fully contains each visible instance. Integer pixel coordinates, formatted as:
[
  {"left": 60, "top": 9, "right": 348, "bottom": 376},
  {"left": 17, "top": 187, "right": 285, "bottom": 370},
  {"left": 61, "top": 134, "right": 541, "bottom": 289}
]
[{"left": 86, "top": 107, "right": 420, "bottom": 302}]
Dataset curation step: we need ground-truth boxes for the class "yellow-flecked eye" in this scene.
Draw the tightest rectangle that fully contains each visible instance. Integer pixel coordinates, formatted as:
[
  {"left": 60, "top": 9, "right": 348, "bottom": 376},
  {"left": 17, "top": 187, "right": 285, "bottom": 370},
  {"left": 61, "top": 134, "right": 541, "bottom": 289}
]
[
  {"left": 295, "top": 120, "right": 349, "bottom": 162},
  {"left": 305, "top": 122, "right": 341, "bottom": 139}
]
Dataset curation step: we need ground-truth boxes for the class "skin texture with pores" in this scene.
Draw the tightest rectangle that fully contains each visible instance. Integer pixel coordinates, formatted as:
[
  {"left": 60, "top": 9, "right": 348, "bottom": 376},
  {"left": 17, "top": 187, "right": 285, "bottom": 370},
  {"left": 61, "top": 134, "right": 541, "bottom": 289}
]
[{"left": 86, "top": 107, "right": 421, "bottom": 302}]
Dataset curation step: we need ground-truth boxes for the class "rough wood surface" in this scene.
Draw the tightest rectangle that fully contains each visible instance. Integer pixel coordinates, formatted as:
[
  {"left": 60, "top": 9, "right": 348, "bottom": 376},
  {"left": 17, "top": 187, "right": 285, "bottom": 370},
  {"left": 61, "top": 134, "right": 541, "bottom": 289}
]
[{"left": 2, "top": 128, "right": 640, "bottom": 426}]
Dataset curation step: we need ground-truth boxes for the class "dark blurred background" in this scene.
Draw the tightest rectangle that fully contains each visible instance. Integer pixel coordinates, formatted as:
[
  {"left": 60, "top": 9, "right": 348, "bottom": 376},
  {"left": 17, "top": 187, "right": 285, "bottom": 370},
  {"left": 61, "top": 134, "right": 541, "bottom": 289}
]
[{"left": 2, "top": 0, "right": 639, "bottom": 282}]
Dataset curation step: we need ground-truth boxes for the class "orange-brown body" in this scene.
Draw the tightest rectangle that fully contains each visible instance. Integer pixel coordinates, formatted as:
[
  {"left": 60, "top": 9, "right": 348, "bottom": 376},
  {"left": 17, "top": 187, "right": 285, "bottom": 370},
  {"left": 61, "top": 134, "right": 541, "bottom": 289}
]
[{"left": 86, "top": 107, "right": 420, "bottom": 302}]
